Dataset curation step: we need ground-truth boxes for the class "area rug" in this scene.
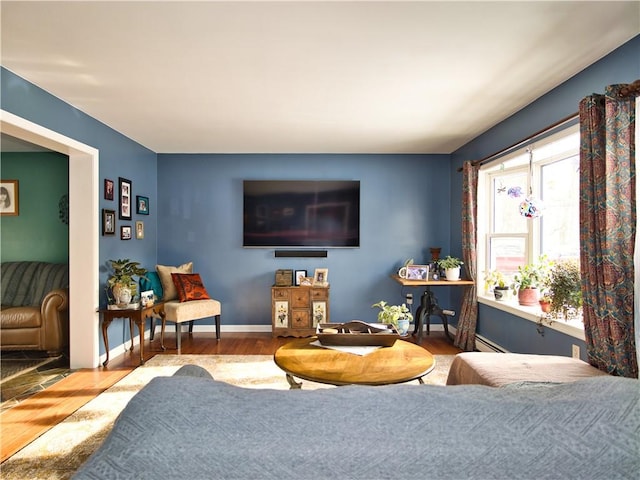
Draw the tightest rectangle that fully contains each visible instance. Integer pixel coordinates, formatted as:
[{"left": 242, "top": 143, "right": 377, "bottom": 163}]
[
  {"left": 0, "top": 353, "right": 63, "bottom": 384},
  {"left": 1, "top": 353, "right": 453, "bottom": 479}
]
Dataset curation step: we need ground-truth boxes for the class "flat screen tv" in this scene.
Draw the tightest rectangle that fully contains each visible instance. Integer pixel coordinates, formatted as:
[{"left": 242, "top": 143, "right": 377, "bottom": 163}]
[{"left": 243, "top": 180, "right": 360, "bottom": 248}]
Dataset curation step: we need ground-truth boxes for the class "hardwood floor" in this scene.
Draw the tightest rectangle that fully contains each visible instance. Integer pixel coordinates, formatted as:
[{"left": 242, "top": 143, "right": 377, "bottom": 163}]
[{"left": 0, "top": 331, "right": 461, "bottom": 462}]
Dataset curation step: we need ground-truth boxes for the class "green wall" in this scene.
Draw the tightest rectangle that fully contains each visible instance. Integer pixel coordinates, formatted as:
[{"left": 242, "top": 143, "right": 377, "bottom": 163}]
[{"left": 0, "top": 152, "right": 69, "bottom": 263}]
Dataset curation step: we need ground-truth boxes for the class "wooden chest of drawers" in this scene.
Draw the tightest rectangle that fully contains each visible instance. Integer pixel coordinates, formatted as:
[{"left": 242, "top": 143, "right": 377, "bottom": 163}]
[{"left": 271, "top": 286, "right": 329, "bottom": 337}]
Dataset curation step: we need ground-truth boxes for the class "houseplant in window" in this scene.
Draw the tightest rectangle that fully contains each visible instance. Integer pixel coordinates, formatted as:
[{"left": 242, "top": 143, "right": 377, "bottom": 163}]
[
  {"left": 437, "top": 256, "right": 464, "bottom": 281},
  {"left": 107, "top": 258, "right": 147, "bottom": 308},
  {"left": 548, "top": 258, "right": 582, "bottom": 319},
  {"left": 484, "top": 270, "right": 511, "bottom": 301},
  {"left": 371, "top": 301, "right": 413, "bottom": 336},
  {"left": 511, "top": 256, "right": 552, "bottom": 306}
]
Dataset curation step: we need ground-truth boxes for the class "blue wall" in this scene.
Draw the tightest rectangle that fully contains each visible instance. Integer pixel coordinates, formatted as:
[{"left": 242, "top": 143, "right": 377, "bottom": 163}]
[
  {"left": 157, "top": 153, "right": 453, "bottom": 327},
  {"left": 2, "top": 34, "right": 638, "bottom": 356},
  {"left": 449, "top": 34, "right": 640, "bottom": 356},
  {"left": 1, "top": 67, "right": 158, "bottom": 354}
]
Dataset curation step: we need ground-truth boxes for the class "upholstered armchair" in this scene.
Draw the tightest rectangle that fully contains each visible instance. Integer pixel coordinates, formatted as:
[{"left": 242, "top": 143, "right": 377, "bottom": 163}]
[{"left": 153, "top": 263, "right": 221, "bottom": 351}]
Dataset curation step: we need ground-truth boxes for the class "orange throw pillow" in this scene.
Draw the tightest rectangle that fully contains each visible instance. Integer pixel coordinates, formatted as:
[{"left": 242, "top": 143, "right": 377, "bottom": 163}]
[{"left": 171, "top": 273, "right": 211, "bottom": 302}]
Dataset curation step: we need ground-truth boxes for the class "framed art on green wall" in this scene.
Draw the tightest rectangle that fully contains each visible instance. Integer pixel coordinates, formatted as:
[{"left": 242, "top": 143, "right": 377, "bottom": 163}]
[{"left": 0, "top": 179, "right": 19, "bottom": 216}]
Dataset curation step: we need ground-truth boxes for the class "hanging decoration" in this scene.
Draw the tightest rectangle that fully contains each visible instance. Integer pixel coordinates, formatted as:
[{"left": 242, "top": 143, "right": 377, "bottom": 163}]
[
  {"left": 507, "top": 186, "right": 523, "bottom": 198},
  {"left": 519, "top": 148, "right": 543, "bottom": 218}
]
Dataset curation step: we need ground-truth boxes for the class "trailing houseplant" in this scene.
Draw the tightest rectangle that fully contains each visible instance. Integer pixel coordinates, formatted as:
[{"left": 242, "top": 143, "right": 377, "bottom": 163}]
[
  {"left": 107, "top": 259, "right": 147, "bottom": 306},
  {"left": 371, "top": 300, "right": 413, "bottom": 335},
  {"left": 548, "top": 258, "right": 582, "bottom": 319}
]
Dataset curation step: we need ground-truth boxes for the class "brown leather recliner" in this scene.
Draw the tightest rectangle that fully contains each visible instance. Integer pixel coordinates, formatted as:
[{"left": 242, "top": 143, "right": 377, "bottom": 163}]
[{"left": 0, "top": 262, "right": 69, "bottom": 356}]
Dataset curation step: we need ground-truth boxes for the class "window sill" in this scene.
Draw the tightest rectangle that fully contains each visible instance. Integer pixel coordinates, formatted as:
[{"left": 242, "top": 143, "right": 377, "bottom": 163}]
[{"left": 477, "top": 294, "right": 585, "bottom": 341}]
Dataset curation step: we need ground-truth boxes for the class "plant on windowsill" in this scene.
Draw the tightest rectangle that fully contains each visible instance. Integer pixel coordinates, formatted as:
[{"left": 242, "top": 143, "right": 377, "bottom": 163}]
[
  {"left": 511, "top": 256, "right": 553, "bottom": 306},
  {"left": 548, "top": 258, "right": 582, "bottom": 320},
  {"left": 107, "top": 258, "right": 147, "bottom": 308},
  {"left": 484, "top": 269, "right": 512, "bottom": 300},
  {"left": 437, "top": 256, "right": 464, "bottom": 281},
  {"left": 371, "top": 301, "right": 413, "bottom": 335}
]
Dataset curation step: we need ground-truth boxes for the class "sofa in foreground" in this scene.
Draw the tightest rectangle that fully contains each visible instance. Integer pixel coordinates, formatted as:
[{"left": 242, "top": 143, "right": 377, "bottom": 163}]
[
  {"left": 73, "top": 365, "right": 639, "bottom": 479},
  {"left": 0, "top": 261, "right": 69, "bottom": 355}
]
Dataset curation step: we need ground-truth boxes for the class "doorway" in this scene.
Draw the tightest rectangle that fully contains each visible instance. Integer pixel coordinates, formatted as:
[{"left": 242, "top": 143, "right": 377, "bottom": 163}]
[{"left": 1, "top": 109, "right": 100, "bottom": 368}]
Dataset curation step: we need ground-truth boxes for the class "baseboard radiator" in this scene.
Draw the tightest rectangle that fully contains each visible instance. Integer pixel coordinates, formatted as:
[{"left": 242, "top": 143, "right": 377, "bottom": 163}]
[{"left": 475, "top": 334, "right": 508, "bottom": 353}]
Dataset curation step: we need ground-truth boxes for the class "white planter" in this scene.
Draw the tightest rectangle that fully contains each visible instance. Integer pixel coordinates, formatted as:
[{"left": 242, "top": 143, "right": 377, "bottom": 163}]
[{"left": 444, "top": 267, "right": 461, "bottom": 281}]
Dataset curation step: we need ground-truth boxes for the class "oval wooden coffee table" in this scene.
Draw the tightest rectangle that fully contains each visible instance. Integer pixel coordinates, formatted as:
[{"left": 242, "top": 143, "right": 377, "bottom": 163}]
[{"left": 274, "top": 337, "right": 435, "bottom": 388}]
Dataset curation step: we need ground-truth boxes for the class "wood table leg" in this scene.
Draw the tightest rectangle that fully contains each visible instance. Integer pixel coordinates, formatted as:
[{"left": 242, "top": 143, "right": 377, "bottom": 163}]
[
  {"left": 101, "top": 315, "right": 114, "bottom": 367},
  {"left": 129, "top": 319, "right": 135, "bottom": 351},
  {"left": 134, "top": 317, "right": 145, "bottom": 365}
]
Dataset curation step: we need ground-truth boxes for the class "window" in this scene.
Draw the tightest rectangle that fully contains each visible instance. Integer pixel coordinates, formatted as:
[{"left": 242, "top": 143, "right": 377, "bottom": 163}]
[{"left": 477, "top": 123, "right": 583, "bottom": 335}]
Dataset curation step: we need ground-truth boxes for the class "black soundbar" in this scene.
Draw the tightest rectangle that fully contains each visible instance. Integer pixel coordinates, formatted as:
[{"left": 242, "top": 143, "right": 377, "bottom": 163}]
[{"left": 275, "top": 250, "right": 328, "bottom": 258}]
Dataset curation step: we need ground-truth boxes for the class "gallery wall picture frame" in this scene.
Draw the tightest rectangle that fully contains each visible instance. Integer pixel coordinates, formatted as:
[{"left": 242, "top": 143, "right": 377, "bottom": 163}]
[
  {"left": 136, "top": 195, "right": 149, "bottom": 215},
  {"left": 294, "top": 270, "right": 307, "bottom": 286},
  {"left": 406, "top": 264, "right": 429, "bottom": 281},
  {"left": 135, "top": 221, "right": 144, "bottom": 239},
  {"left": 0, "top": 179, "right": 19, "bottom": 216},
  {"left": 121, "top": 225, "right": 132, "bottom": 240},
  {"left": 102, "top": 209, "right": 116, "bottom": 235},
  {"left": 313, "top": 268, "right": 329, "bottom": 286},
  {"left": 118, "top": 177, "right": 132, "bottom": 220},
  {"left": 104, "top": 179, "right": 114, "bottom": 200}
]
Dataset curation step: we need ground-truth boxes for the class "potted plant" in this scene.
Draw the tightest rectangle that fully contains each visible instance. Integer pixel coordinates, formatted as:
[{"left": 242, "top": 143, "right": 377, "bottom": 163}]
[
  {"left": 484, "top": 270, "right": 511, "bottom": 300},
  {"left": 548, "top": 258, "right": 582, "bottom": 319},
  {"left": 437, "top": 256, "right": 464, "bottom": 281},
  {"left": 539, "top": 292, "right": 552, "bottom": 313},
  {"left": 107, "top": 259, "right": 147, "bottom": 307},
  {"left": 371, "top": 300, "right": 413, "bottom": 335},
  {"left": 511, "top": 256, "right": 552, "bottom": 306}
]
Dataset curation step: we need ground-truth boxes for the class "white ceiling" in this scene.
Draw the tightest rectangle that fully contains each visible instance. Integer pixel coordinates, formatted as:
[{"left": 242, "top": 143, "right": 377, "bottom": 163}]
[{"left": 1, "top": 1, "right": 639, "bottom": 154}]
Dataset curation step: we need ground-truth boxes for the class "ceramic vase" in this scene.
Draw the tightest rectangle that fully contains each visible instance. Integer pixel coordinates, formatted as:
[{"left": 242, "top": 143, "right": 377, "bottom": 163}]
[{"left": 396, "top": 318, "right": 410, "bottom": 336}]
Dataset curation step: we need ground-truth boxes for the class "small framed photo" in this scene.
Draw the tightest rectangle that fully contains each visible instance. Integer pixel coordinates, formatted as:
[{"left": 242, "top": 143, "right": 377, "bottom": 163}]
[
  {"left": 294, "top": 269, "right": 307, "bottom": 286},
  {"left": 102, "top": 209, "right": 116, "bottom": 235},
  {"left": 141, "top": 290, "right": 155, "bottom": 307},
  {"left": 0, "top": 179, "right": 19, "bottom": 216},
  {"left": 121, "top": 225, "right": 132, "bottom": 240},
  {"left": 313, "top": 268, "right": 329, "bottom": 286},
  {"left": 119, "top": 177, "right": 132, "bottom": 220},
  {"left": 136, "top": 195, "right": 149, "bottom": 215},
  {"left": 300, "top": 276, "right": 314, "bottom": 286},
  {"left": 135, "top": 221, "right": 144, "bottom": 239},
  {"left": 104, "top": 178, "right": 114, "bottom": 200},
  {"left": 406, "top": 264, "right": 429, "bottom": 281}
]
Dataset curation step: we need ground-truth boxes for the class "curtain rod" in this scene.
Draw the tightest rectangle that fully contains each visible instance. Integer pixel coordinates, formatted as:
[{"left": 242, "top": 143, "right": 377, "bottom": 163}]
[{"left": 456, "top": 112, "right": 578, "bottom": 172}]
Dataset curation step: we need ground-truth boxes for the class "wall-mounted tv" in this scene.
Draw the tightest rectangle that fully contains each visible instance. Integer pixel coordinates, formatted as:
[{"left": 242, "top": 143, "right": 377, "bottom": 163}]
[{"left": 243, "top": 180, "right": 360, "bottom": 248}]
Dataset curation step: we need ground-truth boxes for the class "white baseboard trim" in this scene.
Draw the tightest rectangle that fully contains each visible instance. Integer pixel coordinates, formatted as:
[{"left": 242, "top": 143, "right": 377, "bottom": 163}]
[
  {"left": 101, "top": 323, "right": 456, "bottom": 365},
  {"left": 475, "top": 334, "right": 509, "bottom": 353}
]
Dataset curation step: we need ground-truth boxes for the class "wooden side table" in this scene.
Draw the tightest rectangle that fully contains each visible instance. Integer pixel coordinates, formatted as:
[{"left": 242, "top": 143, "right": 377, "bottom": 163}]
[
  {"left": 99, "top": 302, "right": 164, "bottom": 366},
  {"left": 391, "top": 275, "right": 474, "bottom": 342}
]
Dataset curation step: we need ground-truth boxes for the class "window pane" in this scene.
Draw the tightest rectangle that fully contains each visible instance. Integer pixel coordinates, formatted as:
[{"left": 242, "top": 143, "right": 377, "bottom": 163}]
[
  {"left": 492, "top": 171, "right": 528, "bottom": 233},
  {"left": 489, "top": 237, "right": 526, "bottom": 275},
  {"left": 541, "top": 156, "right": 580, "bottom": 260}
]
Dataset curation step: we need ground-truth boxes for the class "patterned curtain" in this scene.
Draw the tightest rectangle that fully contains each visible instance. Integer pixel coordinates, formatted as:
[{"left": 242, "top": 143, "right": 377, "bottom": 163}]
[
  {"left": 454, "top": 161, "right": 479, "bottom": 351},
  {"left": 579, "top": 83, "right": 638, "bottom": 378}
]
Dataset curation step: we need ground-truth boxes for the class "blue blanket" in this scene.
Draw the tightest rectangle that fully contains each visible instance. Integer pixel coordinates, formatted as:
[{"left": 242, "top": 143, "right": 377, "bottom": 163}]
[{"left": 74, "top": 368, "right": 639, "bottom": 479}]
